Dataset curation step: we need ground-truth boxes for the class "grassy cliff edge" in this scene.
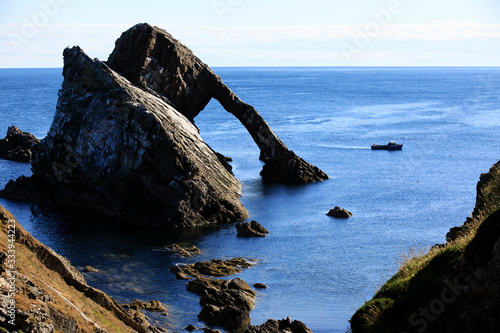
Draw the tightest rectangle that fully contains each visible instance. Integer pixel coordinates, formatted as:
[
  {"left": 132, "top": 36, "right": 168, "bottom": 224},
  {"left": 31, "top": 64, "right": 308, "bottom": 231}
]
[
  {"left": 0, "top": 204, "right": 151, "bottom": 333},
  {"left": 350, "top": 160, "right": 500, "bottom": 333}
]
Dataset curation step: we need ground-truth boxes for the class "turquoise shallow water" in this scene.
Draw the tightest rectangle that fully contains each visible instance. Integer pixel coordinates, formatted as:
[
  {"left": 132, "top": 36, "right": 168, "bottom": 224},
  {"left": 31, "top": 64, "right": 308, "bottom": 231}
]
[{"left": 1, "top": 67, "right": 500, "bottom": 332}]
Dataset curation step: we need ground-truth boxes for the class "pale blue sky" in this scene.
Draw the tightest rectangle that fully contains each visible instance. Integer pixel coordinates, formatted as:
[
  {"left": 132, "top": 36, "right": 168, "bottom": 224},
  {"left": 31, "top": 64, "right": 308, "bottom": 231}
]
[{"left": 1, "top": 0, "right": 499, "bottom": 67}]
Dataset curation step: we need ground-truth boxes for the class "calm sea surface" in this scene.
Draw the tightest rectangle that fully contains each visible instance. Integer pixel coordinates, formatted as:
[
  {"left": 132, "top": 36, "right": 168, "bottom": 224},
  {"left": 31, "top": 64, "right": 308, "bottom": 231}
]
[{"left": 1, "top": 67, "right": 500, "bottom": 332}]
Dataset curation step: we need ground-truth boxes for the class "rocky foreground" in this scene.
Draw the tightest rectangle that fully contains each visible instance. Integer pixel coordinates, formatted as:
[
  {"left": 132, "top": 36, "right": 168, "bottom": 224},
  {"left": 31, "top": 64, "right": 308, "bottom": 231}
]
[
  {"left": 0, "top": 205, "right": 314, "bottom": 332},
  {"left": 350, "top": 159, "right": 500, "bottom": 332}
]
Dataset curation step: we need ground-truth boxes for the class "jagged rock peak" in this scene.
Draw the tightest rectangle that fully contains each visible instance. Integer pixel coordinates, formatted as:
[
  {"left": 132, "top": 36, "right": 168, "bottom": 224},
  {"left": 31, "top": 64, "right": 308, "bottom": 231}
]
[
  {"left": 2, "top": 45, "right": 248, "bottom": 227},
  {"left": 108, "top": 23, "right": 329, "bottom": 183}
]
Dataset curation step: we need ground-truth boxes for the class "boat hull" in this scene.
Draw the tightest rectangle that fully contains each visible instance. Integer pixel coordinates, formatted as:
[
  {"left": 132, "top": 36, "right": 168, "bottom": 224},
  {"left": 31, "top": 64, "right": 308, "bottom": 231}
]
[{"left": 371, "top": 144, "right": 403, "bottom": 150}]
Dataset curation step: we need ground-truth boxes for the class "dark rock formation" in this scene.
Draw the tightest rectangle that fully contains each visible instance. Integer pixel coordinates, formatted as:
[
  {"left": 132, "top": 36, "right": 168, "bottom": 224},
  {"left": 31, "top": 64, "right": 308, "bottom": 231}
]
[
  {"left": 253, "top": 283, "right": 268, "bottom": 289},
  {"left": 1, "top": 46, "right": 248, "bottom": 227},
  {"left": 174, "top": 258, "right": 255, "bottom": 331},
  {"left": 327, "top": 206, "right": 352, "bottom": 218},
  {"left": 196, "top": 278, "right": 256, "bottom": 331},
  {"left": 107, "top": 23, "right": 328, "bottom": 183},
  {"left": 246, "top": 317, "right": 313, "bottom": 333},
  {"left": 236, "top": 220, "right": 270, "bottom": 237},
  {"left": 0, "top": 125, "right": 39, "bottom": 162}
]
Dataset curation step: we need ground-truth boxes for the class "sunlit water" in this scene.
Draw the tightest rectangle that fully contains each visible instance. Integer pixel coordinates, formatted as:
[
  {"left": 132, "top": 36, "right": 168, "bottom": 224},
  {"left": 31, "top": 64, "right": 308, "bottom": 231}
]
[{"left": 1, "top": 67, "right": 500, "bottom": 332}]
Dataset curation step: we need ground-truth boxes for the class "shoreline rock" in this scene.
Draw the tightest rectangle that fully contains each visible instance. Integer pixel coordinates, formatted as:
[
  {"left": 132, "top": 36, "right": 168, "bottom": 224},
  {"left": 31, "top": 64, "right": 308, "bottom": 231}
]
[
  {"left": 122, "top": 299, "right": 168, "bottom": 313},
  {"left": 0, "top": 126, "right": 39, "bottom": 163},
  {"left": 236, "top": 220, "right": 270, "bottom": 237}
]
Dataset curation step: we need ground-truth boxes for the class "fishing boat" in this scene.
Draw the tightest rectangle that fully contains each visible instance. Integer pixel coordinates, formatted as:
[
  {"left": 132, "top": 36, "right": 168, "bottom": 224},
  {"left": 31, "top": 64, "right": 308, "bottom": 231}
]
[{"left": 371, "top": 141, "right": 403, "bottom": 150}]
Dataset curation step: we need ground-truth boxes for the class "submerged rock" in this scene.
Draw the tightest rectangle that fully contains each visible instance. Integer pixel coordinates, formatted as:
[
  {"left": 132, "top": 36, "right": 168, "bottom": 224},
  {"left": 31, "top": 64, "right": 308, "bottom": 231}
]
[
  {"left": 327, "top": 206, "right": 352, "bottom": 218},
  {"left": 107, "top": 23, "right": 328, "bottom": 183},
  {"left": 165, "top": 244, "right": 201, "bottom": 257},
  {"left": 1, "top": 46, "right": 248, "bottom": 227},
  {"left": 0, "top": 125, "right": 39, "bottom": 162}
]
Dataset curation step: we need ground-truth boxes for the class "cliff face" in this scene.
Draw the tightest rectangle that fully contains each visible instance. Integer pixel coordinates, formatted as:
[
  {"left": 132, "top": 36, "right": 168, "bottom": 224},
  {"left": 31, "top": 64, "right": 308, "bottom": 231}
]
[
  {"left": 107, "top": 23, "right": 328, "bottom": 183},
  {"left": 2, "top": 46, "right": 248, "bottom": 227},
  {"left": 350, "top": 159, "right": 500, "bottom": 333},
  {"left": 0, "top": 204, "right": 152, "bottom": 332}
]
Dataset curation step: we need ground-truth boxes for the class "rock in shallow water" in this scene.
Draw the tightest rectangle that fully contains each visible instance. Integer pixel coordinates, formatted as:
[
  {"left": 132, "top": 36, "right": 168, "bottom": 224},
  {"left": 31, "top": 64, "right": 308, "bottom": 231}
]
[
  {"left": 236, "top": 220, "right": 270, "bottom": 237},
  {"left": 327, "top": 206, "right": 352, "bottom": 218},
  {"left": 0, "top": 125, "right": 40, "bottom": 163},
  {"left": 1, "top": 46, "right": 248, "bottom": 227}
]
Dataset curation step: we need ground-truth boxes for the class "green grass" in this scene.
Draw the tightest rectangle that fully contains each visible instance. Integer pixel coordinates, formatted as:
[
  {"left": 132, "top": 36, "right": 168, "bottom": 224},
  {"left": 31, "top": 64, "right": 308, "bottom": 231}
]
[
  {"left": 93, "top": 311, "right": 124, "bottom": 333},
  {"left": 351, "top": 241, "right": 467, "bottom": 333}
]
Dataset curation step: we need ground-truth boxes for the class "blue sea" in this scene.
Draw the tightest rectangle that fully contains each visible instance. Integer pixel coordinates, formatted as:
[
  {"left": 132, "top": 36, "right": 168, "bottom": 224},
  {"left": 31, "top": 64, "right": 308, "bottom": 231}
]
[{"left": 1, "top": 67, "right": 500, "bottom": 332}]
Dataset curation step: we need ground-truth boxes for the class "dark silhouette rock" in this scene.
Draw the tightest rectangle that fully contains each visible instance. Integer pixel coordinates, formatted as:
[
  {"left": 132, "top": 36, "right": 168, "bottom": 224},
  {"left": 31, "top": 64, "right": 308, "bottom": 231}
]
[
  {"left": 1, "top": 46, "right": 248, "bottom": 228},
  {"left": 236, "top": 220, "right": 270, "bottom": 237},
  {"left": 198, "top": 278, "right": 256, "bottom": 331},
  {"left": 253, "top": 283, "right": 268, "bottom": 289},
  {"left": 0, "top": 125, "right": 39, "bottom": 162},
  {"left": 246, "top": 317, "right": 313, "bottom": 333},
  {"left": 327, "top": 206, "right": 352, "bottom": 218},
  {"left": 107, "top": 23, "right": 328, "bottom": 183}
]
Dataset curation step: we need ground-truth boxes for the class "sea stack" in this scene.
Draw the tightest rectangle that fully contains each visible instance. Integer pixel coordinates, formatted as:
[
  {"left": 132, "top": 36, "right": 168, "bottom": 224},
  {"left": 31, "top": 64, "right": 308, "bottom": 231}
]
[
  {"left": 2, "top": 46, "right": 248, "bottom": 227},
  {"left": 107, "top": 23, "right": 328, "bottom": 183}
]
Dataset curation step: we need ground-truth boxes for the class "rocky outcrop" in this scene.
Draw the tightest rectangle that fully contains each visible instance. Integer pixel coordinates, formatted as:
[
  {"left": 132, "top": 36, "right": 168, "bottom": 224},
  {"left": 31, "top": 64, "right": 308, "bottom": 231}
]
[
  {"left": 327, "top": 206, "right": 352, "bottom": 218},
  {"left": 107, "top": 23, "right": 328, "bottom": 183},
  {"left": 171, "top": 257, "right": 256, "bottom": 331},
  {"left": 236, "top": 220, "right": 270, "bottom": 237},
  {"left": 246, "top": 317, "right": 313, "bottom": 333},
  {"left": 0, "top": 126, "right": 39, "bottom": 162},
  {"left": 1, "top": 46, "right": 248, "bottom": 227},
  {"left": 188, "top": 277, "right": 256, "bottom": 332},
  {"left": 0, "top": 204, "right": 156, "bottom": 333}
]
